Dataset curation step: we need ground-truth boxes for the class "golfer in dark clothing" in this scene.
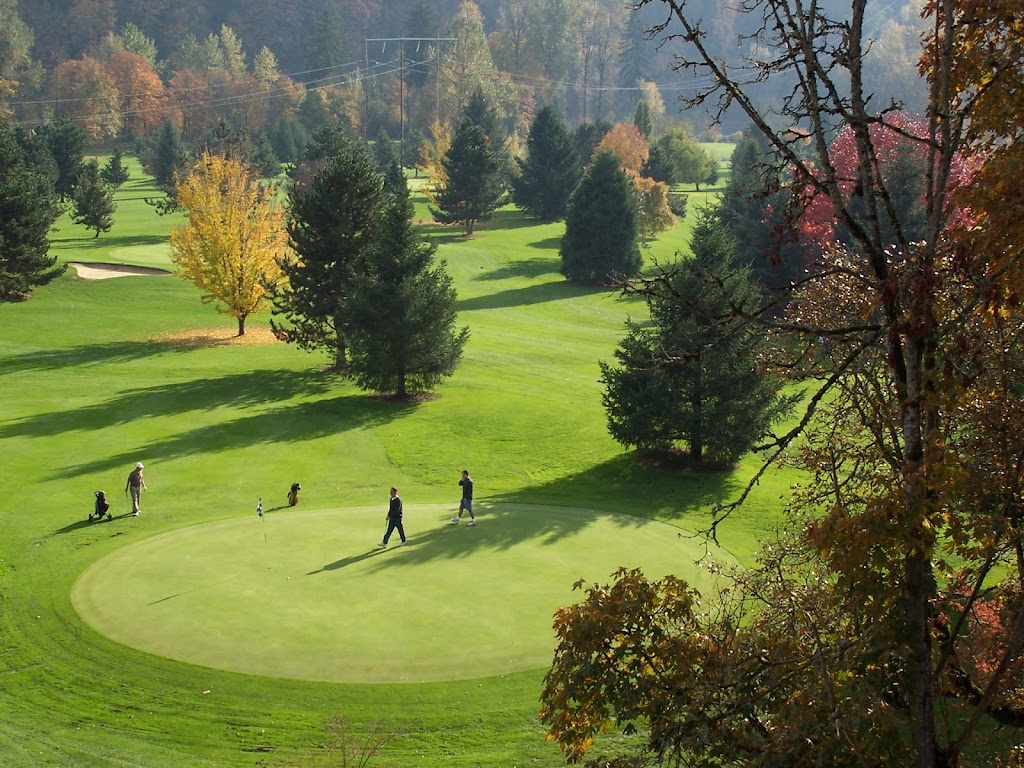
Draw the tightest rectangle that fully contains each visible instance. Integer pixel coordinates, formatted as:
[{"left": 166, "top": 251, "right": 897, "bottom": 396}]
[
  {"left": 451, "top": 469, "right": 476, "bottom": 526},
  {"left": 378, "top": 486, "right": 407, "bottom": 548}
]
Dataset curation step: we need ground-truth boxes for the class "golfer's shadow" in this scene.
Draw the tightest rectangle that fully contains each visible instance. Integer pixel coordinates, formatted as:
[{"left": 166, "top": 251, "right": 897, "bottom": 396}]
[
  {"left": 51, "top": 512, "right": 143, "bottom": 535},
  {"left": 307, "top": 526, "right": 448, "bottom": 575},
  {"left": 307, "top": 548, "right": 386, "bottom": 574}
]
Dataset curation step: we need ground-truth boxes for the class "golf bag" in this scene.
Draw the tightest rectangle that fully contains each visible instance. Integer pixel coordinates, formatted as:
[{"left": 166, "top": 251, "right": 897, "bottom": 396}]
[
  {"left": 90, "top": 490, "right": 111, "bottom": 521},
  {"left": 287, "top": 482, "right": 301, "bottom": 506}
]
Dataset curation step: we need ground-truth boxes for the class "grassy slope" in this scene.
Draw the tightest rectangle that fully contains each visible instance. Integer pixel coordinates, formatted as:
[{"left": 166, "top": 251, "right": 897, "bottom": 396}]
[{"left": 0, "top": 154, "right": 796, "bottom": 767}]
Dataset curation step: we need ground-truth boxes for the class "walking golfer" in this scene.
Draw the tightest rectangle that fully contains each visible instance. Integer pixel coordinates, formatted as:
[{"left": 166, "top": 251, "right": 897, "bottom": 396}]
[
  {"left": 378, "top": 486, "right": 407, "bottom": 548},
  {"left": 451, "top": 470, "right": 476, "bottom": 526},
  {"left": 125, "top": 461, "right": 147, "bottom": 516}
]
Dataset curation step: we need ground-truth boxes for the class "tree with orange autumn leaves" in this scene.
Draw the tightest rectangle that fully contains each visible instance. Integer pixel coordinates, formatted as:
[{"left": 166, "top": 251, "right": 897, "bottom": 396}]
[
  {"left": 541, "top": 1, "right": 1024, "bottom": 767},
  {"left": 169, "top": 154, "right": 287, "bottom": 336},
  {"left": 594, "top": 122, "right": 674, "bottom": 240}
]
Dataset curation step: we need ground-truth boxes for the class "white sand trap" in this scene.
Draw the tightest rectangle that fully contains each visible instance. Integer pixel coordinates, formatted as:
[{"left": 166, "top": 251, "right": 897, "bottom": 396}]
[{"left": 70, "top": 262, "right": 172, "bottom": 280}]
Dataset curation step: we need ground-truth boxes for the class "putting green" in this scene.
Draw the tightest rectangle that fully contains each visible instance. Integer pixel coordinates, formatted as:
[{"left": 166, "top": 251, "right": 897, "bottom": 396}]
[{"left": 72, "top": 504, "right": 733, "bottom": 683}]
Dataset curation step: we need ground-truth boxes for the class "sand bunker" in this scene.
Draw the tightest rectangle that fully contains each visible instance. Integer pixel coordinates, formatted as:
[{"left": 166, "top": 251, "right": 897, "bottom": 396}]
[{"left": 70, "top": 262, "right": 172, "bottom": 280}]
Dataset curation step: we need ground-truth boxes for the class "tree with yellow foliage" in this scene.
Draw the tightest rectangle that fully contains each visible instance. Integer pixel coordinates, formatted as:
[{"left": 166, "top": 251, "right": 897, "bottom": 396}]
[{"left": 170, "top": 154, "right": 287, "bottom": 336}]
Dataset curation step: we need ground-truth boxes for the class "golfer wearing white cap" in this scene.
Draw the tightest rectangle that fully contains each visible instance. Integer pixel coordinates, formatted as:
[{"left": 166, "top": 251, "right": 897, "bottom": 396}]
[{"left": 125, "top": 461, "right": 147, "bottom": 516}]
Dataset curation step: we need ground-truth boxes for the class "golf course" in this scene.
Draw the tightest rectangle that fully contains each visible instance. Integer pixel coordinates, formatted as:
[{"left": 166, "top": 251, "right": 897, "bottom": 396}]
[{"left": 0, "top": 155, "right": 793, "bottom": 766}]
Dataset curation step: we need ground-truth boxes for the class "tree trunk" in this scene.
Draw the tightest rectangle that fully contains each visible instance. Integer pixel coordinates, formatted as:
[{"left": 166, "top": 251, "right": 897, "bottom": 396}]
[{"left": 237, "top": 316, "right": 246, "bottom": 336}]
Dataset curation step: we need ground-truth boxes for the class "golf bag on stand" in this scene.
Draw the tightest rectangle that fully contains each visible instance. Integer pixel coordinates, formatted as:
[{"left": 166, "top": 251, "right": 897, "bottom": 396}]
[{"left": 90, "top": 490, "right": 112, "bottom": 521}]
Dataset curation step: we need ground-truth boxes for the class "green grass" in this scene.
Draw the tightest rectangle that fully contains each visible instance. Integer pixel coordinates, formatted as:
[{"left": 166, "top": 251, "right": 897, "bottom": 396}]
[{"left": 0, "top": 160, "right": 791, "bottom": 767}]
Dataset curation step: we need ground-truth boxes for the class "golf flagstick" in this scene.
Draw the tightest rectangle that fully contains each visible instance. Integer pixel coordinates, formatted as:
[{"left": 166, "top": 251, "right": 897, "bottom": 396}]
[{"left": 257, "top": 497, "right": 266, "bottom": 542}]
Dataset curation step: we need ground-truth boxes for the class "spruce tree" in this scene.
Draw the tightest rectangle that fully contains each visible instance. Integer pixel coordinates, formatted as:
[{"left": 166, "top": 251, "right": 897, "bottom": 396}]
[
  {"left": 0, "top": 126, "right": 63, "bottom": 300},
  {"left": 600, "top": 211, "right": 797, "bottom": 465},
  {"left": 71, "top": 159, "right": 116, "bottom": 238},
  {"left": 147, "top": 120, "right": 190, "bottom": 190},
  {"left": 560, "top": 149, "right": 641, "bottom": 285},
  {"left": 100, "top": 148, "right": 130, "bottom": 188},
  {"left": 37, "top": 116, "right": 85, "bottom": 201},
  {"left": 512, "top": 106, "right": 580, "bottom": 222},
  {"left": 429, "top": 118, "right": 506, "bottom": 235},
  {"left": 272, "top": 138, "right": 383, "bottom": 369},
  {"left": 346, "top": 171, "right": 469, "bottom": 397},
  {"left": 373, "top": 128, "right": 398, "bottom": 173}
]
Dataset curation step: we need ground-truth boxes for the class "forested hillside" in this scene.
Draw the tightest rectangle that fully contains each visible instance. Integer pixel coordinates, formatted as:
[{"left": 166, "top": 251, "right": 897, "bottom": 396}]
[{"left": 5, "top": 0, "right": 929, "bottom": 145}]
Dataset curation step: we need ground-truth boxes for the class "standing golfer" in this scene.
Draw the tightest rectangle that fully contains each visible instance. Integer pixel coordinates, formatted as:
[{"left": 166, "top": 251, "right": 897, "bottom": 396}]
[
  {"left": 378, "top": 486, "right": 407, "bottom": 548},
  {"left": 125, "top": 461, "right": 147, "bottom": 516},
  {"left": 451, "top": 469, "right": 476, "bottom": 526}
]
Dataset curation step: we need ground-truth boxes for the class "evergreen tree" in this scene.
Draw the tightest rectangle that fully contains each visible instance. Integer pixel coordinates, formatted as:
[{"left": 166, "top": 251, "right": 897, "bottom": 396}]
[
  {"left": 573, "top": 119, "right": 612, "bottom": 167},
  {"left": 560, "top": 149, "right": 641, "bottom": 285},
  {"left": 346, "top": 172, "right": 469, "bottom": 397},
  {"left": 272, "top": 138, "right": 383, "bottom": 369},
  {"left": 512, "top": 105, "right": 581, "bottom": 222},
  {"left": 373, "top": 128, "right": 398, "bottom": 173},
  {"left": 600, "top": 210, "right": 796, "bottom": 465},
  {"left": 404, "top": 2, "right": 438, "bottom": 89},
  {"left": 142, "top": 119, "right": 190, "bottom": 201},
  {"left": 716, "top": 135, "right": 805, "bottom": 291},
  {"left": 37, "top": 116, "right": 85, "bottom": 201},
  {"left": 71, "top": 159, "right": 116, "bottom": 238},
  {"left": 429, "top": 118, "right": 506, "bottom": 235},
  {"left": 463, "top": 87, "right": 504, "bottom": 145},
  {"left": 633, "top": 100, "right": 653, "bottom": 138},
  {"left": 100, "top": 148, "right": 130, "bottom": 188},
  {"left": 0, "top": 126, "right": 63, "bottom": 300},
  {"left": 270, "top": 114, "right": 307, "bottom": 164},
  {"left": 304, "top": 2, "right": 347, "bottom": 76}
]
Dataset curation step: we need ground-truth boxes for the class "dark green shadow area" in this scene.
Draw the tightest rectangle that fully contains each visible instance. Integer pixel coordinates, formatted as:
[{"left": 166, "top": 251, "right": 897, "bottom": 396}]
[
  {"left": 46, "top": 392, "right": 418, "bottom": 480},
  {"left": 457, "top": 282, "right": 607, "bottom": 312},
  {"left": 0, "top": 338, "right": 226, "bottom": 376},
  {"left": 1, "top": 369, "right": 334, "bottom": 439},
  {"left": 474, "top": 257, "right": 559, "bottom": 281}
]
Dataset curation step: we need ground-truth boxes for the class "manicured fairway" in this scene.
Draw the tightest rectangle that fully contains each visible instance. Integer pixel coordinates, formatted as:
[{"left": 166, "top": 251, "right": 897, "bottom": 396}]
[{"left": 73, "top": 503, "right": 732, "bottom": 683}]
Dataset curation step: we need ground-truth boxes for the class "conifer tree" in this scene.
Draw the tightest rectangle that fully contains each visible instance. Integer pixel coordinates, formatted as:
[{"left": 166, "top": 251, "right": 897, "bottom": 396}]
[
  {"left": 512, "top": 105, "right": 581, "bottom": 222},
  {"left": 346, "top": 167, "right": 469, "bottom": 396},
  {"left": 429, "top": 117, "right": 505, "bottom": 235},
  {"left": 100, "top": 148, "right": 130, "bottom": 188},
  {"left": 0, "top": 126, "right": 63, "bottom": 300},
  {"left": 600, "top": 210, "right": 796, "bottom": 464},
  {"left": 37, "top": 116, "right": 85, "bottom": 201},
  {"left": 373, "top": 128, "right": 398, "bottom": 173},
  {"left": 272, "top": 138, "right": 383, "bottom": 368},
  {"left": 559, "top": 149, "right": 641, "bottom": 285},
  {"left": 71, "top": 159, "right": 115, "bottom": 238}
]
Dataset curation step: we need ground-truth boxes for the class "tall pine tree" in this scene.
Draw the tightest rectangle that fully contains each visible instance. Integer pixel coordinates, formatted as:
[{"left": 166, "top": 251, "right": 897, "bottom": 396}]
[
  {"left": 346, "top": 165, "right": 469, "bottom": 397},
  {"left": 600, "top": 210, "right": 797, "bottom": 465},
  {"left": 71, "top": 159, "right": 116, "bottom": 238},
  {"left": 0, "top": 126, "right": 63, "bottom": 300},
  {"left": 429, "top": 117, "right": 505, "bottom": 235},
  {"left": 560, "top": 149, "right": 641, "bottom": 285},
  {"left": 272, "top": 138, "right": 383, "bottom": 369},
  {"left": 512, "top": 105, "right": 581, "bottom": 222}
]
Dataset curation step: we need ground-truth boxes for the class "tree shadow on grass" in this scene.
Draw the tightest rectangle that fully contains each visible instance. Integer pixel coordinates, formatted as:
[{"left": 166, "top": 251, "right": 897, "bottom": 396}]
[
  {"left": 457, "top": 281, "right": 607, "bottom": 312},
  {"left": 497, "top": 454, "right": 741, "bottom": 516},
  {"left": 49, "top": 393, "right": 419, "bottom": 480},
  {"left": 0, "top": 338, "right": 222, "bottom": 377},
  {"left": 0, "top": 369, "right": 335, "bottom": 439},
  {"left": 527, "top": 236, "right": 562, "bottom": 251},
  {"left": 58, "top": 233, "right": 167, "bottom": 252},
  {"left": 473, "top": 257, "right": 559, "bottom": 281},
  {"left": 307, "top": 456, "right": 744, "bottom": 575}
]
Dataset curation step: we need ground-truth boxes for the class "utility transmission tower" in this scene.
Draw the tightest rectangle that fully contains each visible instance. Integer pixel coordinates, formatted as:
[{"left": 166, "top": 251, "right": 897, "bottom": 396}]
[{"left": 364, "top": 36, "right": 456, "bottom": 168}]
